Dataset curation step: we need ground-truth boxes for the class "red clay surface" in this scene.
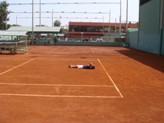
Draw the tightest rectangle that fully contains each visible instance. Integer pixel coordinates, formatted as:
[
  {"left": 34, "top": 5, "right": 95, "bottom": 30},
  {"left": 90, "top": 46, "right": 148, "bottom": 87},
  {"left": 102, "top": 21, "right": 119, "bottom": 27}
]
[{"left": 0, "top": 46, "right": 164, "bottom": 123}]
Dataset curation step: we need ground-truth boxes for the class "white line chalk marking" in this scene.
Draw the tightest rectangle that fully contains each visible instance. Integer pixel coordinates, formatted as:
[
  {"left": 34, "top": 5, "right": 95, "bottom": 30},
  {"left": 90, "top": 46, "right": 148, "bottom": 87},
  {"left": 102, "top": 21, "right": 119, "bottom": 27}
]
[
  {"left": 0, "top": 93, "right": 122, "bottom": 99},
  {"left": 97, "top": 58, "right": 124, "bottom": 98},
  {"left": 0, "top": 59, "right": 34, "bottom": 76},
  {"left": 90, "top": 47, "right": 95, "bottom": 54},
  {"left": 0, "top": 83, "right": 114, "bottom": 88},
  {"left": 0, "top": 58, "right": 123, "bottom": 99}
]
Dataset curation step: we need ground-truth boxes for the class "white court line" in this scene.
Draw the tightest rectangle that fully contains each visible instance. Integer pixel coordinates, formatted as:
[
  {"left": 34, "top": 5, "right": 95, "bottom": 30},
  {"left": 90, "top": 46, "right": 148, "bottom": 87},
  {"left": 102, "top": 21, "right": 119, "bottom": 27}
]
[
  {"left": 35, "top": 59, "right": 96, "bottom": 62},
  {"left": 90, "top": 47, "right": 95, "bottom": 54},
  {"left": 97, "top": 58, "right": 124, "bottom": 98},
  {"left": 0, "top": 59, "right": 34, "bottom": 76},
  {"left": 0, "top": 93, "right": 122, "bottom": 99},
  {"left": 0, "top": 83, "right": 114, "bottom": 88}
]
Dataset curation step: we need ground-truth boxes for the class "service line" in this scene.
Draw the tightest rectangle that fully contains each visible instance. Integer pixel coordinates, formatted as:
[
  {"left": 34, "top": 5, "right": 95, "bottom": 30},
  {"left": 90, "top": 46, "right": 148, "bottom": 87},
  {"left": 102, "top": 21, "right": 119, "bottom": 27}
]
[
  {"left": 97, "top": 58, "right": 124, "bottom": 98},
  {"left": 0, "top": 93, "right": 122, "bottom": 99},
  {"left": 0, "top": 59, "right": 34, "bottom": 76},
  {"left": 0, "top": 82, "right": 114, "bottom": 88}
]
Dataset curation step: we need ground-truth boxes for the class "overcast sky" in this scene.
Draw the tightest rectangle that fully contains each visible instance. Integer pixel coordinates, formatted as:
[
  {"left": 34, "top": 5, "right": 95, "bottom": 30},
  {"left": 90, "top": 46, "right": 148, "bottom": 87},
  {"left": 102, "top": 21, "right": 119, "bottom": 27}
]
[{"left": 3, "top": 0, "right": 139, "bottom": 26}]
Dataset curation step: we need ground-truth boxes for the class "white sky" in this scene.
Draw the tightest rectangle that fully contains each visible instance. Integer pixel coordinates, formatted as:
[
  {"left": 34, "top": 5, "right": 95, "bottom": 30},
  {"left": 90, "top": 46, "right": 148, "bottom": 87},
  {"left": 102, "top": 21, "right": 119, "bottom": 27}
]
[{"left": 4, "top": 0, "right": 139, "bottom": 26}]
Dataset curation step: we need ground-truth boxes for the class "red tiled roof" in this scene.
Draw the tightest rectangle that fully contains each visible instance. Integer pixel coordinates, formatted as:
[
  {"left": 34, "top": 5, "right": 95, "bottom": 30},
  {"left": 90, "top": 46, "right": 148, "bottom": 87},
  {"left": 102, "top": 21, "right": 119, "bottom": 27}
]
[{"left": 69, "top": 22, "right": 138, "bottom": 28}]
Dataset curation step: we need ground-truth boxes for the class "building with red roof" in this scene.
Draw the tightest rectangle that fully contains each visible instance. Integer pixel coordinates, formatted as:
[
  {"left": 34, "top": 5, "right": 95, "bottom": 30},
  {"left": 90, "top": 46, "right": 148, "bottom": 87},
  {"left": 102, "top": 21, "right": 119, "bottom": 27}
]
[{"left": 67, "top": 22, "right": 138, "bottom": 39}]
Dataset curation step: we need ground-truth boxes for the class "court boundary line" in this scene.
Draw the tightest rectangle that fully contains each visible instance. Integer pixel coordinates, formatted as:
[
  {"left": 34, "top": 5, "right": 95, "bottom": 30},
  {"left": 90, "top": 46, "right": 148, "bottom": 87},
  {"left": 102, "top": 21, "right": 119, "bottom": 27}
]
[
  {"left": 0, "top": 83, "right": 114, "bottom": 88},
  {"left": 0, "top": 93, "right": 122, "bottom": 99},
  {"left": 35, "top": 59, "right": 96, "bottom": 62},
  {"left": 0, "top": 57, "right": 123, "bottom": 99},
  {"left": 97, "top": 58, "right": 124, "bottom": 98},
  {"left": 0, "top": 59, "right": 34, "bottom": 76},
  {"left": 90, "top": 47, "right": 95, "bottom": 54}
]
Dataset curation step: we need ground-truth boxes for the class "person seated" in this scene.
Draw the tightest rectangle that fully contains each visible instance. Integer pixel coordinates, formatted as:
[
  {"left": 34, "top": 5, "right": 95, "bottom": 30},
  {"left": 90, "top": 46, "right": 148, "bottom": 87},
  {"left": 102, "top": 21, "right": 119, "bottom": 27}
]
[{"left": 68, "top": 63, "right": 95, "bottom": 69}]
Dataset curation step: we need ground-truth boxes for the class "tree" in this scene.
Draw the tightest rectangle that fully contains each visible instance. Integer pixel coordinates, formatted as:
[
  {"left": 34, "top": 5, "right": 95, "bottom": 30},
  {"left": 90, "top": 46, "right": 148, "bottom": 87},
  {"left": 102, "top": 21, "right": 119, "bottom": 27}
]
[
  {"left": 0, "top": 1, "right": 10, "bottom": 30},
  {"left": 60, "top": 27, "right": 68, "bottom": 34},
  {"left": 54, "top": 20, "right": 61, "bottom": 26}
]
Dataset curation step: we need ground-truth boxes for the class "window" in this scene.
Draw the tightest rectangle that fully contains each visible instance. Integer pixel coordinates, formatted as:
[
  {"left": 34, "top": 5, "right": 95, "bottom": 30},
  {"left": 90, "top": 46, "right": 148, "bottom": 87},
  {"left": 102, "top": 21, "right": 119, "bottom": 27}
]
[{"left": 140, "top": 0, "right": 151, "bottom": 5}]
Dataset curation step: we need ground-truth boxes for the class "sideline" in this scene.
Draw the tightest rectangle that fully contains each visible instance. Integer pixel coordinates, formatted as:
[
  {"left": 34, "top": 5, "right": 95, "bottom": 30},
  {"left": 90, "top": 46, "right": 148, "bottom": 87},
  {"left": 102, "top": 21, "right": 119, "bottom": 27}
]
[
  {"left": 90, "top": 47, "right": 95, "bottom": 54},
  {"left": 97, "top": 58, "right": 124, "bottom": 98}
]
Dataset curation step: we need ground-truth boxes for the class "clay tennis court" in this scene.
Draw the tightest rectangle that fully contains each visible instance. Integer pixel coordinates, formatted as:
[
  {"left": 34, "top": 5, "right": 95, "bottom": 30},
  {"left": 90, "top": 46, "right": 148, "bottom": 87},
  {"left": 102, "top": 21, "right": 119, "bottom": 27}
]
[{"left": 0, "top": 46, "right": 163, "bottom": 123}]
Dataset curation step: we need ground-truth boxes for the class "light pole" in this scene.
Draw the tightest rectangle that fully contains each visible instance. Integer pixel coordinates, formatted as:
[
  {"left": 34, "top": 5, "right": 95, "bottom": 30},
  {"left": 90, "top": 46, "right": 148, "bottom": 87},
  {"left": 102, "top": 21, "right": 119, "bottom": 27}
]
[
  {"left": 126, "top": 0, "right": 129, "bottom": 32},
  {"left": 32, "top": 0, "right": 34, "bottom": 44},
  {"left": 119, "top": 0, "right": 122, "bottom": 33},
  {"left": 102, "top": 16, "right": 104, "bottom": 34},
  {"left": 16, "top": 15, "right": 17, "bottom": 25},
  {"left": 109, "top": 10, "right": 111, "bottom": 22},
  {"left": 109, "top": 10, "right": 111, "bottom": 33},
  {"left": 39, "top": 0, "right": 41, "bottom": 26},
  {"left": 52, "top": 10, "right": 54, "bottom": 26}
]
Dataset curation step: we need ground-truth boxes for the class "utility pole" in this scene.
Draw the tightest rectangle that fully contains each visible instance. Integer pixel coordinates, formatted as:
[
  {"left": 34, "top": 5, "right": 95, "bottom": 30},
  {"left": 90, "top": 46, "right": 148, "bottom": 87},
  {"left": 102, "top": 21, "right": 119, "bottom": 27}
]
[
  {"left": 32, "top": 0, "right": 34, "bottom": 44},
  {"left": 126, "top": 0, "right": 129, "bottom": 32},
  {"left": 52, "top": 10, "right": 54, "bottom": 26},
  {"left": 109, "top": 10, "right": 111, "bottom": 22},
  {"left": 102, "top": 16, "right": 104, "bottom": 34},
  {"left": 4, "top": 0, "right": 7, "bottom": 30},
  {"left": 109, "top": 10, "right": 111, "bottom": 34},
  {"left": 119, "top": 0, "right": 122, "bottom": 33},
  {"left": 16, "top": 15, "right": 17, "bottom": 25},
  {"left": 39, "top": 0, "right": 41, "bottom": 26}
]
